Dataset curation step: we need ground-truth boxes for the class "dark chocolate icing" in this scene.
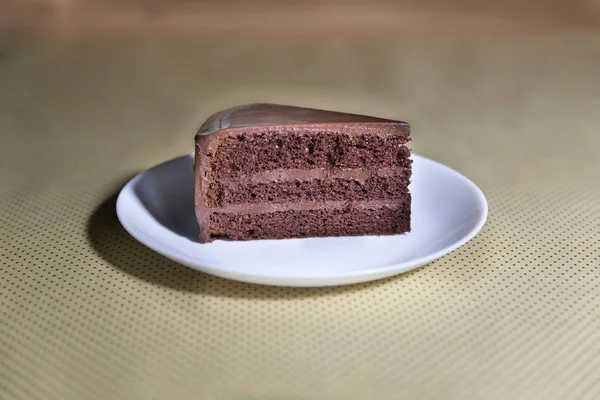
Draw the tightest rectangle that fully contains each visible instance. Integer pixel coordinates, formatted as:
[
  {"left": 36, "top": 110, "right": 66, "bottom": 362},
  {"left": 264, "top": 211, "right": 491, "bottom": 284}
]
[
  {"left": 218, "top": 167, "right": 406, "bottom": 185},
  {"left": 199, "top": 199, "right": 406, "bottom": 214},
  {"left": 197, "top": 103, "right": 406, "bottom": 136}
]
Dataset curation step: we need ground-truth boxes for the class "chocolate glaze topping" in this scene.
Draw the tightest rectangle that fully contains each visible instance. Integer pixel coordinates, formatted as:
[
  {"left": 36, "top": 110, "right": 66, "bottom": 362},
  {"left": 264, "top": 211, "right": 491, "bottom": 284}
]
[{"left": 197, "top": 103, "right": 407, "bottom": 136}]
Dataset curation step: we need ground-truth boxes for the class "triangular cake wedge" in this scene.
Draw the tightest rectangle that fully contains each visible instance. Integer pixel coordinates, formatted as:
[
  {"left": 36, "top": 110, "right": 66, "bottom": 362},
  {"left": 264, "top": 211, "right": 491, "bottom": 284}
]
[{"left": 194, "top": 103, "right": 412, "bottom": 243}]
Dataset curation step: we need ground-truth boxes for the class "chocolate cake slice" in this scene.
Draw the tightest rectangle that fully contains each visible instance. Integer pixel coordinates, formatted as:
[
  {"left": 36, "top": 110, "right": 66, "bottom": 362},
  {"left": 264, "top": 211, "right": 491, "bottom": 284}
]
[{"left": 194, "top": 104, "right": 412, "bottom": 243}]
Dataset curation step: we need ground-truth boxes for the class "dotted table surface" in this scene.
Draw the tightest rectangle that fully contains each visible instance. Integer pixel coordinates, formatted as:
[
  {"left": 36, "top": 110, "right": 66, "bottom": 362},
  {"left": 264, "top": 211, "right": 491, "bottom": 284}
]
[{"left": 1, "top": 35, "right": 599, "bottom": 400}]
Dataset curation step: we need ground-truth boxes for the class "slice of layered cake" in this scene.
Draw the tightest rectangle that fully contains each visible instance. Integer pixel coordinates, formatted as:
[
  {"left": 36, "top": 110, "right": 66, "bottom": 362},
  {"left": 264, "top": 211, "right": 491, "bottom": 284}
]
[{"left": 194, "top": 104, "right": 412, "bottom": 243}]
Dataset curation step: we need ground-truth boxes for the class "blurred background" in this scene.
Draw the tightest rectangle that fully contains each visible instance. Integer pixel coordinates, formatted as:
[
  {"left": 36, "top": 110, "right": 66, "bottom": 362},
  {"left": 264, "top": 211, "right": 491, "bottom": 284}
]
[{"left": 2, "top": 0, "right": 600, "bottom": 37}]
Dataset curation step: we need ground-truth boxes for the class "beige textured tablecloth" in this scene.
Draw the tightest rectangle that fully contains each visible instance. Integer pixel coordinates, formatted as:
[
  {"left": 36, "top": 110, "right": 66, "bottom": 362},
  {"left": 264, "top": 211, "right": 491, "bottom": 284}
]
[{"left": 1, "top": 35, "right": 599, "bottom": 400}]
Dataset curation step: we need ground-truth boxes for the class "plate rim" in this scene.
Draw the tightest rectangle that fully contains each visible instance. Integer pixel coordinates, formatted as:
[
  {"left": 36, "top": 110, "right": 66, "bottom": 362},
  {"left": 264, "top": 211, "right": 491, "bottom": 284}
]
[{"left": 116, "top": 153, "right": 488, "bottom": 287}]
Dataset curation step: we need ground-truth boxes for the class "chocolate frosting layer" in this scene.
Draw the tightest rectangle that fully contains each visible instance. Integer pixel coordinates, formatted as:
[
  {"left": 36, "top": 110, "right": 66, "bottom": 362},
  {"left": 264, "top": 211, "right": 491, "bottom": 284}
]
[
  {"left": 198, "top": 199, "right": 408, "bottom": 216},
  {"left": 197, "top": 103, "right": 408, "bottom": 136},
  {"left": 218, "top": 167, "right": 407, "bottom": 185}
]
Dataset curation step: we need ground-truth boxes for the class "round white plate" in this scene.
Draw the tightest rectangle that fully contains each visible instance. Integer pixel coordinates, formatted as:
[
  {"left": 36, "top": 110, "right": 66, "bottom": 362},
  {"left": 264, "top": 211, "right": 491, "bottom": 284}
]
[{"left": 117, "top": 153, "right": 487, "bottom": 287}]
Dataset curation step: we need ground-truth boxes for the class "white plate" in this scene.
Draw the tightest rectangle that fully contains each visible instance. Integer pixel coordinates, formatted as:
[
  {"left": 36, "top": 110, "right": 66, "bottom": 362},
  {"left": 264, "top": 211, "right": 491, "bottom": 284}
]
[{"left": 117, "top": 153, "right": 487, "bottom": 287}]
